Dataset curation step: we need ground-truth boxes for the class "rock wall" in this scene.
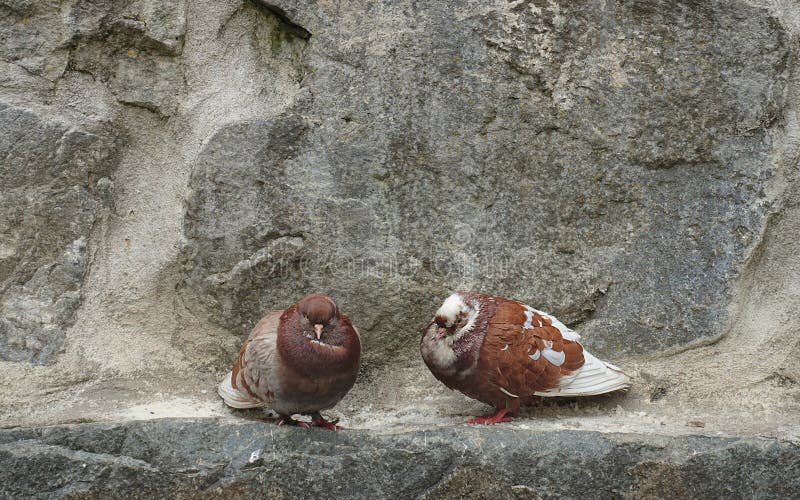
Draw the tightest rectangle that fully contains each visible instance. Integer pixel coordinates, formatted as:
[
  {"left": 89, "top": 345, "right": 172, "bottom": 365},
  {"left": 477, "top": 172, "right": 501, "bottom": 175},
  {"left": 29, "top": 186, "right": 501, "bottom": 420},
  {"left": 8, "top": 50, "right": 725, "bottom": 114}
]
[
  {"left": 1, "top": 0, "right": 800, "bottom": 495},
  {"left": 2, "top": 420, "right": 799, "bottom": 499},
  {"left": 180, "top": 0, "right": 789, "bottom": 362}
]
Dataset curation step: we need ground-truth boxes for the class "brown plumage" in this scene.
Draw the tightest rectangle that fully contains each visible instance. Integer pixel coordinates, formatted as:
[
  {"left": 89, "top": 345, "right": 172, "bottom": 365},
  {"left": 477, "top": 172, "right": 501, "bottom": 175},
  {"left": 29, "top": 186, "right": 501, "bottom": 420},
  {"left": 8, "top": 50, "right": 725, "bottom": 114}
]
[
  {"left": 421, "top": 291, "right": 630, "bottom": 424},
  {"left": 218, "top": 293, "right": 361, "bottom": 430}
]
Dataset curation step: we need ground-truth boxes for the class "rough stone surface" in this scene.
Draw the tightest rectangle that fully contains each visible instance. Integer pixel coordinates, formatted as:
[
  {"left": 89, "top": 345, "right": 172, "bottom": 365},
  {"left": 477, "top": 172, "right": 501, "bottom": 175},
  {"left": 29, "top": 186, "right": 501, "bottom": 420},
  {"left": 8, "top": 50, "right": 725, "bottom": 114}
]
[
  {"left": 0, "top": 238, "right": 87, "bottom": 363},
  {"left": 180, "top": 0, "right": 788, "bottom": 362},
  {"left": 1, "top": 0, "right": 800, "bottom": 497},
  {"left": 0, "top": 101, "right": 118, "bottom": 363},
  {"left": 0, "top": 0, "right": 189, "bottom": 365},
  {"left": 1, "top": 419, "right": 798, "bottom": 499}
]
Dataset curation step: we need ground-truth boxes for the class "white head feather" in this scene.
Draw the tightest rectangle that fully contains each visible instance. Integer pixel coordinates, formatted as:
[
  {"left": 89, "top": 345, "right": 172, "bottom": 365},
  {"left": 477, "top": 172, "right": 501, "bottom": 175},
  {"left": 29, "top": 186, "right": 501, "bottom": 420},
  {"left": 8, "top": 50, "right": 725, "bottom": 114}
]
[
  {"left": 436, "top": 293, "right": 469, "bottom": 326},
  {"left": 421, "top": 292, "right": 482, "bottom": 375},
  {"left": 435, "top": 293, "right": 480, "bottom": 336}
]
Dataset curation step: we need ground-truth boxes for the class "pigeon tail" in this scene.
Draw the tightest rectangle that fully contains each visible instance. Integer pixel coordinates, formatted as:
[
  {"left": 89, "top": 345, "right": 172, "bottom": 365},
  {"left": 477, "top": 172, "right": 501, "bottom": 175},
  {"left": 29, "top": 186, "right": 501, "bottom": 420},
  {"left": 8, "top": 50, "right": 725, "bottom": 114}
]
[
  {"left": 218, "top": 371, "right": 265, "bottom": 409},
  {"left": 534, "top": 349, "right": 631, "bottom": 397}
]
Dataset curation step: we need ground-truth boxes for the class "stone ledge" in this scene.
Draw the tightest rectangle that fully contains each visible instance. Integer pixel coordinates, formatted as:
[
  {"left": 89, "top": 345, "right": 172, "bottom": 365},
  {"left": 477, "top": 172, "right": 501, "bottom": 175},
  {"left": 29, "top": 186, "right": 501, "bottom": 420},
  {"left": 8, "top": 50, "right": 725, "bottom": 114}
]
[{"left": 1, "top": 419, "right": 798, "bottom": 499}]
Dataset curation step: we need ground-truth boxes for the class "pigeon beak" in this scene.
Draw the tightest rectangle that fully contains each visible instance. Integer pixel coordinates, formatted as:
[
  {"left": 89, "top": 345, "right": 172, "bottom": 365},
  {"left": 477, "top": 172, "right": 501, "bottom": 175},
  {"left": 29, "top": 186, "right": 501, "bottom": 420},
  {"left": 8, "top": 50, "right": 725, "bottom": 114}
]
[
  {"left": 435, "top": 326, "right": 448, "bottom": 339},
  {"left": 314, "top": 324, "right": 324, "bottom": 339}
]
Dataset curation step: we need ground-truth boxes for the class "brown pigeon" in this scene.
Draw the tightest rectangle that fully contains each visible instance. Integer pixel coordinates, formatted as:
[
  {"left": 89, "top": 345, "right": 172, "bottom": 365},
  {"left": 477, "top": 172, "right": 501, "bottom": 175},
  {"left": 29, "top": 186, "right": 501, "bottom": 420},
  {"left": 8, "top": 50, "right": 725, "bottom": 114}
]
[
  {"left": 421, "top": 291, "right": 630, "bottom": 424},
  {"left": 218, "top": 293, "right": 361, "bottom": 430}
]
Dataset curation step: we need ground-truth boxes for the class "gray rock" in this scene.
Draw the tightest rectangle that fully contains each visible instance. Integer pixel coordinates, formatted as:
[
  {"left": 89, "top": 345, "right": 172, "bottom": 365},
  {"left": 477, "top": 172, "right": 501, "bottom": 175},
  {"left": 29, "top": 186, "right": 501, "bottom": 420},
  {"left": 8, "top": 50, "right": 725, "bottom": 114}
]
[
  {"left": 66, "top": 0, "right": 187, "bottom": 116},
  {"left": 0, "top": 0, "right": 73, "bottom": 82},
  {"left": 0, "top": 0, "right": 188, "bottom": 364},
  {"left": 0, "top": 0, "right": 186, "bottom": 114},
  {"left": 180, "top": 0, "right": 788, "bottom": 363},
  {"left": 0, "top": 238, "right": 86, "bottom": 363},
  {"left": 0, "top": 102, "right": 119, "bottom": 363},
  {"left": 0, "top": 1, "right": 799, "bottom": 496},
  {"left": 0, "top": 419, "right": 798, "bottom": 499}
]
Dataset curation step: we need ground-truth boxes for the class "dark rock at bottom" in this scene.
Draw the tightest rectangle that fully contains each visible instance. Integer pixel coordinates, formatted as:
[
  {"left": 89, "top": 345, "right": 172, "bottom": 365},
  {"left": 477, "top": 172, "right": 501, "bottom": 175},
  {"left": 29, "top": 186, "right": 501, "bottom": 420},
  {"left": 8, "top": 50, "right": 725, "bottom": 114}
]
[{"left": 0, "top": 419, "right": 797, "bottom": 499}]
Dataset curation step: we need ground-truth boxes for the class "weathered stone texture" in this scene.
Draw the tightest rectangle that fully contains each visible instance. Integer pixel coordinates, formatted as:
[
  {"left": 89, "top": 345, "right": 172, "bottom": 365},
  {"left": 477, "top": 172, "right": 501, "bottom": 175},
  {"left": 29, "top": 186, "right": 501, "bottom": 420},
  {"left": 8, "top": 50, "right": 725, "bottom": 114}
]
[
  {"left": 1, "top": 0, "right": 799, "bottom": 496},
  {"left": 1, "top": 420, "right": 798, "bottom": 499},
  {"left": 180, "top": 0, "right": 789, "bottom": 361},
  {"left": 0, "top": 102, "right": 117, "bottom": 363},
  {"left": 0, "top": 0, "right": 188, "bottom": 363}
]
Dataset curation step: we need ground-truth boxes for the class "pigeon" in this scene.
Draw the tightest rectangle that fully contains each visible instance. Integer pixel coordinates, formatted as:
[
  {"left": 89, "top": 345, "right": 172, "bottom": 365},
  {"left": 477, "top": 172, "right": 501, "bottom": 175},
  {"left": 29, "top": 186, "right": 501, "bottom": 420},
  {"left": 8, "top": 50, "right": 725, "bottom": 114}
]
[
  {"left": 218, "top": 293, "right": 361, "bottom": 430},
  {"left": 420, "top": 291, "right": 630, "bottom": 424}
]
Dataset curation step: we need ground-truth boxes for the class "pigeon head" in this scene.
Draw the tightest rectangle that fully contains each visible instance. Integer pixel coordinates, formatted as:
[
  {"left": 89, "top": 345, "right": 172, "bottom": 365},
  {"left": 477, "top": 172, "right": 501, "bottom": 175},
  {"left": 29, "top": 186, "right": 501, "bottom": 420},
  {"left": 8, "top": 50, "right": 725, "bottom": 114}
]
[
  {"left": 298, "top": 293, "right": 338, "bottom": 340},
  {"left": 279, "top": 293, "right": 361, "bottom": 379},
  {"left": 432, "top": 292, "right": 478, "bottom": 340}
]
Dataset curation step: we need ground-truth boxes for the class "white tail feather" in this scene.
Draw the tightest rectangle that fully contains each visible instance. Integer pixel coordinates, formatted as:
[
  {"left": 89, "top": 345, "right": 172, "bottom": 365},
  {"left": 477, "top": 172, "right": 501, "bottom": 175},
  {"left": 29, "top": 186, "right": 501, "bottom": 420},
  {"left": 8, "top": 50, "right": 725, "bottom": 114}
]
[
  {"left": 534, "top": 350, "right": 631, "bottom": 397},
  {"left": 217, "top": 371, "right": 265, "bottom": 409}
]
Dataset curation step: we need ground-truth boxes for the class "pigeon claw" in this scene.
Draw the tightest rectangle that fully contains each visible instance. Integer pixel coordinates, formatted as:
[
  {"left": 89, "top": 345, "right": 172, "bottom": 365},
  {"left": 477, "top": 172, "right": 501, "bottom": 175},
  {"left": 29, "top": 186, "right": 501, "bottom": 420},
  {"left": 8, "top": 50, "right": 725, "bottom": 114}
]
[
  {"left": 310, "top": 414, "right": 343, "bottom": 431},
  {"left": 466, "top": 408, "right": 514, "bottom": 425}
]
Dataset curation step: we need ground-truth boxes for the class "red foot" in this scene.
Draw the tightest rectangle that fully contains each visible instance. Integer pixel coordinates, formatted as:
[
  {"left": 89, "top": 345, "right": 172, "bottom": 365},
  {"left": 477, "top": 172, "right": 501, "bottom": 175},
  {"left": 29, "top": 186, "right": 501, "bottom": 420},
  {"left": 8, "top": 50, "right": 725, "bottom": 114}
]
[
  {"left": 310, "top": 415, "right": 343, "bottom": 431},
  {"left": 466, "top": 408, "right": 514, "bottom": 425}
]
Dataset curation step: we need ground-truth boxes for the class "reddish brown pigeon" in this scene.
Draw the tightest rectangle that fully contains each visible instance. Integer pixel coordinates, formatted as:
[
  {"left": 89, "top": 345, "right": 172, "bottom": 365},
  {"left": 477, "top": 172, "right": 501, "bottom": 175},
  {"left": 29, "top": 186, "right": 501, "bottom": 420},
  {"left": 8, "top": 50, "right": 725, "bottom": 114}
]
[
  {"left": 218, "top": 293, "right": 361, "bottom": 430},
  {"left": 421, "top": 291, "right": 630, "bottom": 424}
]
